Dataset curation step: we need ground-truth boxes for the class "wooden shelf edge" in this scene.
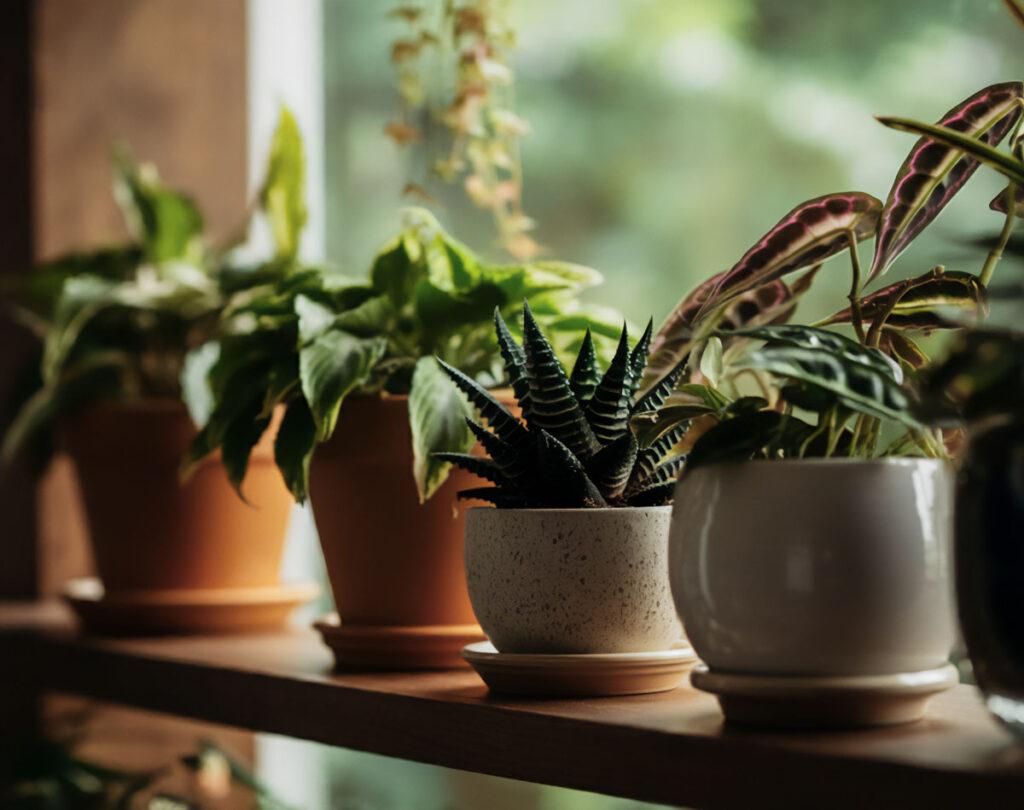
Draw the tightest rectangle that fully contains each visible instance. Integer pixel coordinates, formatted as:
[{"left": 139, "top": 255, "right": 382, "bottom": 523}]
[{"left": 3, "top": 604, "right": 1024, "bottom": 809}]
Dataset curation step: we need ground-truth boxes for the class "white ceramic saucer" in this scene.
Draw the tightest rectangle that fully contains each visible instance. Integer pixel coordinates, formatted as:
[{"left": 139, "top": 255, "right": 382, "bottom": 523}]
[
  {"left": 64, "top": 577, "right": 320, "bottom": 635},
  {"left": 691, "top": 662, "right": 959, "bottom": 728},
  {"left": 462, "top": 640, "right": 697, "bottom": 697}
]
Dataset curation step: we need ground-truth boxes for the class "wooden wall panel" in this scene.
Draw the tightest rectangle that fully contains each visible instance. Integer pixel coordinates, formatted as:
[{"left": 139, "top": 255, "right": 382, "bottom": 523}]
[{"left": 24, "top": 0, "right": 249, "bottom": 596}]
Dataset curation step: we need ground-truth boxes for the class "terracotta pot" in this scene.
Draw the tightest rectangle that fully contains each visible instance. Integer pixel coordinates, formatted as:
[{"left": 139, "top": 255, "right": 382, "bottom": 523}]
[
  {"left": 309, "top": 394, "right": 512, "bottom": 668},
  {"left": 464, "top": 506, "right": 681, "bottom": 654},
  {"left": 62, "top": 399, "right": 293, "bottom": 593}
]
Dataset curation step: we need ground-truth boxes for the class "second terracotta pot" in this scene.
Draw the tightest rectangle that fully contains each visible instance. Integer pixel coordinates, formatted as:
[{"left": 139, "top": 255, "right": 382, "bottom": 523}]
[{"left": 309, "top": 394, "right": 504, "bottom": 668}]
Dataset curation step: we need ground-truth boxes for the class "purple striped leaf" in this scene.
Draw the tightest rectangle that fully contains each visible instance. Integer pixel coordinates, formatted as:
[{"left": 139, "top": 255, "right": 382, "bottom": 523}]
[
  {"left": 868, "top": 82, "right": 1024, "bottom": 283},
  {"left": 695, "top": 192, "right": 882, "bottom": 321},
  {"left": 821, "top": 268, "right": 987, "bottom": 332},
  {"left": 879, "top": 329, "right": 929, "bottom": 371}
]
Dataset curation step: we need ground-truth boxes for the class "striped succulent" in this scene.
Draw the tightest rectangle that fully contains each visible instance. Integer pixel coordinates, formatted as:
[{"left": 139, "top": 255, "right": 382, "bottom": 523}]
[{"left": 434, "top": 303, "right": 687, "bottom": 508}]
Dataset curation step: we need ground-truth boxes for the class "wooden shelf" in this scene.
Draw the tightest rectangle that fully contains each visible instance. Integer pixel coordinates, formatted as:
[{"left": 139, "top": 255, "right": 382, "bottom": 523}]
[{"left": 4, "top": 603, "right": 1024, "bottom": 809}]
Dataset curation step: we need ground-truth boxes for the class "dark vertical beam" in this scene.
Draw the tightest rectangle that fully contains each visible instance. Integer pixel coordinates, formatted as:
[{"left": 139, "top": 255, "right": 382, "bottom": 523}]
[{"left": 0, "top": 0, "right": 41, "bottom": 599}]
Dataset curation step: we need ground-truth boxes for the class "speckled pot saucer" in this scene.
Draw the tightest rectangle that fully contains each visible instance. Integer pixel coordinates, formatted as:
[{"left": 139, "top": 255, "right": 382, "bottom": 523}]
[{"left": 462, "top": 640, "right": 697, "bottom": 697}]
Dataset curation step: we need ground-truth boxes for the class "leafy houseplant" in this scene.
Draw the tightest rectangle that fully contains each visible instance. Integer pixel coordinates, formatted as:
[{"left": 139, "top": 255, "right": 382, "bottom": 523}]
[
  {"left": 1, "top": 110, "right": 311, "bottom": 633},
  {"left": 919, "top": 330, "right": 1024, "bottom": 739},
  {"left": 660, "top": 82, "right": 1024, "bottom": 727},
  {"left": 446, "top": 304, "right": 685, "bottom": 655},
  {"left": 186, "top": 198, "right": 624, "bottom": 667}
]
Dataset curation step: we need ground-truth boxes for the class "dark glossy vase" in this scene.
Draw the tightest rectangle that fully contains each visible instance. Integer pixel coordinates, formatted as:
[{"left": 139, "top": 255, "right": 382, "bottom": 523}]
[{"left": 956, "top": 419, "right": 1024, "bottom": 738}]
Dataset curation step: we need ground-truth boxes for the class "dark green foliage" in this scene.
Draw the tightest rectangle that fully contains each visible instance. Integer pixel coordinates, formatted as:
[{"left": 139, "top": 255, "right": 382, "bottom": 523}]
[{"left": 436, "top": 304, "right": 685, "bottom": 508}]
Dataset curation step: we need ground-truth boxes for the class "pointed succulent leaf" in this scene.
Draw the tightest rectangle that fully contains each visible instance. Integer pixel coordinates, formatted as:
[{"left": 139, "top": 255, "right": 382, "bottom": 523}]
[
  {"left": 626, "top": 482, "right": 676, "bottom": 507},
  {"left": 568, "top": 329, "right": 602, "bottom": 405},
  {"left": 585, "top": 432, "right": 638, "bottom": 500},
  {"left": 632, "top": 357, "right": 687, "bottom": 417},
  {"left": 821, "top": 268, "right": 987, "bottom": 332},
  {"left": 631, "top": 420, "right": 689, "bottom": 487},
  {"left": 465, "top": 419, "right": 533, "bottom": 485},
  {"left": 522, "top": 303, "right": 600, "bottom": 459},
  {"left": 299, "top": 329, "right": 388, "bottom": 442},
  {"left": 637, "top": 454, "right": 687, "bottom": 488},
  {"left": 584, "top": 327, "right": 634, "bottom": 446},
  {"left": 869, "top": 82, "right": 1024, "bottom": 283},
  {"left": 437, "top": 358, "right": 529, "bottom": 447},
  {"left": 410, "top": 356, "right": 476, "bottom": 501},
  {"left": 494, "top": 308, "right": 530, "bottom": 410},
  {"left": 535, "top": 429, "right": 606, "bottom": 508},
  {"left": 274, "top": 398, "right": 317, "bottom": 502},
  {"left": 627, "top": 319, "right": 653, "bottom": 388},
  {"left": 738, "top": 345, "right": 920, "bottom": 427},
  {"left": 431, "top": 452, "right": 509, "bottom": 487},
  {"left": 697, "top": 192, "right": 883, "bottom": 319}
]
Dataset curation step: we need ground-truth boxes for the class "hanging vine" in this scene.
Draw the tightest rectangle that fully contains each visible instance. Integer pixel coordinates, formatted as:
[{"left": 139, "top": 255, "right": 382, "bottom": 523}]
[{"left": 385, "top": 1, "right": 540, "bottom": 259}]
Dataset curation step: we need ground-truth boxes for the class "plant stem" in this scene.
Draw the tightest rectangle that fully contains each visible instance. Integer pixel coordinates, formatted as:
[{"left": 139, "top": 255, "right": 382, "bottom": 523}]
[
  {"left": 846, "top": 232, "right": 867, "bottom": 344},
  {"left": 980, "top": 185, "right": 1018, "bottom": 287}
]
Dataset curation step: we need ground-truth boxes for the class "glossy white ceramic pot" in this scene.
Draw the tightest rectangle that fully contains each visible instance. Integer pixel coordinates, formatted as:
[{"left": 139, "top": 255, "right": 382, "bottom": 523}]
[
  {"left": 465, "top": 506, "right": 682, "bottom": 654},
  {"left": 670, "top": 459, "right": 955, "bottom": 676}
]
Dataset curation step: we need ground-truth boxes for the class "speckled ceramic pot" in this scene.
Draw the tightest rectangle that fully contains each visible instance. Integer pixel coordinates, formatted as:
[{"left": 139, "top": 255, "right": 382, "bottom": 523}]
[{"left": 464, "top": 506, "right": 682, "bottom": 654}]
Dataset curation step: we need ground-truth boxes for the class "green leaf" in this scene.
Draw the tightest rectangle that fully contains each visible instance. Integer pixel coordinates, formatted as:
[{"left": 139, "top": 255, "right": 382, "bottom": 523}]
[
  {"left": 731, "top": 324, "right": 901, "bottom": 380},
  {"left": 295, "top": 293, "right": 337, "bottom": 343},
  {"left": 739, "top": 345, "right": 920, "bottom": 427},
  {"left": 686, "top": 410, "right": 787, "bottom": 471},
  {"left": 112, "top": 147, "right": 204, "bottom": 264},
  {"left": 695, "top": 192, "right": 882, "bottom": 319},
  {"left": 584, "top": 327, "right": 634, "bottom": 446},
  {"left": 180, "top": 341, "right": 220, "bottom": 427},
  {"left": 535, "top": 429, "right": 606, "bottom": 508},
  {"left": 870, "top": 82, "right": 1024, "bottom": 283},
  {"left": 334, "top": 296, "right": 392, "bottom": 336},
  {"left": 221, "top": 396, "right": 271, "bottom": 499},
  {"left": 585, "top": 431, "right": 638, "bottom": 500},
  {"left": 370, "top": 236, "right": 418, "bottom": 307},
  {"left": 274, "top": 398, "right": 317, "bottom": 501},
  {"left": 523, "top": 303, "right": 600, "bottom": 459},
  {"left": 41, "top": 276, "right": 118, "bottom": 382},
  {"left": 437, "top": 359, "right": 530, "bottom": 447},
  {"left": 568, "top": 330, "right": 602, "bottom": 404},
  {"left": 409, "top": 356, "right": 476, "bottom": 501},
  {"left": 698, "top": 336, "right": 724, "bottom": 389},
  {"left": 630, "top": 421, "right": 688, "bottom": 487},
  {"left": 259, "top": 106, "right": 308, "bottom": 261},
  {"left": 299, "top": 329, "right": 387, "bottom": 441},
  {"left": 494, "top": 308, "right": 531, "bottom": 410}
]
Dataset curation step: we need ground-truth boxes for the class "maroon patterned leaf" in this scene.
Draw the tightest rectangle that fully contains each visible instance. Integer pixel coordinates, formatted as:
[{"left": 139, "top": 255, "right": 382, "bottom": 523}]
[
  {"left": 990, "top": 186, "right": 1024, "bottom": 217},
  {"left": 868, "top": 82, "right": 1024, "bottom": 283},
  {"left": 821, "top": 268, "right": 987, "bottom": 332},
  {"left": 695, "top": 192, "right": 882, "bottom": 320},
  {"left": 879, "top": 329, "right": 929, "bottom": 371}
]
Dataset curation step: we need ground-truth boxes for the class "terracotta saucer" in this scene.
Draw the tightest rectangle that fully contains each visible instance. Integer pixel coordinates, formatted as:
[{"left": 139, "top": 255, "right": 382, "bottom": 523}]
[
  {"left": 691, "top": 662, "right": 959, "bottom": 729},
  {"left": 313, "top": 614, "right": 486, "bottom": 670},
  {"left": 64, "top": 577, "right": 320, "bottom": 635},
  {"left": 462, "top": 640, "right": 697, "bottom": 697}
]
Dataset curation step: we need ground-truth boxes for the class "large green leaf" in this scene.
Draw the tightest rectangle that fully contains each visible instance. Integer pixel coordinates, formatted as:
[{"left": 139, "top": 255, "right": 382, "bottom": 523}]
[
  {"left": 821, "top": 268, "right": 986, "bottom": 332},
  {"left": 112, "top": 148, "right": 204, "bottom": 264},
  {"left": 299, "top": 329, "right": 387, "bottom": 441},
  {"left": 259, "top": 107, "right": 308, "bottom": 261},
  {"left": 731, "top": 324, "right": 901, "bottom": 380},
  {"left": 740, "top": 344, "right": 920, "bottom": 426},
  {"left": 274, "top": 398, "right": 318, "bottom": 501},
  {"left": 180, "top": 341, "right": 220, "bottom": 427},
  {"left": 869, "top": 82, "right": 1024, "bottom": 283},
  {"left": 409, "top": 356, "right": 476, "bottom": 501},
  {"left": 696, "top": 192, "right": 882, "bottom": 319}
]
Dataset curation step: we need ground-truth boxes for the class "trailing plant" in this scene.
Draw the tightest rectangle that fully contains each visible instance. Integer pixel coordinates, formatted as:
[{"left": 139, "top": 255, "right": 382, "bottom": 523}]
[
  {"left": 433, "top": 302, "right": 686, "bottom": 508},
  {"left": 636, "top": 82, "right": 1024, "bottom": 469},
  {"left": 183, "top": 208, "right": 624, "bottom": 504},
  {"left": 385, "top": 0, "right": 538, "bottom": 258},
  {"left": 1, "top": 108, "right": 307, "bottom": 465}
]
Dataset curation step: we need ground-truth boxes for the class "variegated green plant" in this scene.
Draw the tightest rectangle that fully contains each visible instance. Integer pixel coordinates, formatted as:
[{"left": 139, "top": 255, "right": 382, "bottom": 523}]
[
  {"left": 642, "top": 82, "right": 1022, "bottom": 399},
  {"left": 433, "top": 303, "right": 686, "bottom": 508},
  {"left": 182, "top": 210, "right": 625, "bottom": 504}
]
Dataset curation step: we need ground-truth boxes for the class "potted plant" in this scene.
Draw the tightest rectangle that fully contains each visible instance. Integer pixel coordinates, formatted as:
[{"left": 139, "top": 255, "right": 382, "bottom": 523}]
[
  {"left": 653, "top": 82, "right": 1024, "bottom": 727},
  {"left": 185, "top": 209, "right": 623, "bottom": 668},
  {"left": 918, "top": 327, "right": 1024, "bottom": 738},
  {"left": 434, "top": 303, "right": 694, "bottom": 696},
  {"left": 2, "top": 110, "right": 317, "bottom": 634}
]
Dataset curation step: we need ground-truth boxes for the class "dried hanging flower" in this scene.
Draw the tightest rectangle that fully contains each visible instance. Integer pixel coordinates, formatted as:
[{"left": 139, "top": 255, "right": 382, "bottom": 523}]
[{"left": 385, "top": 0, "right": 541, "bottom": 259}]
